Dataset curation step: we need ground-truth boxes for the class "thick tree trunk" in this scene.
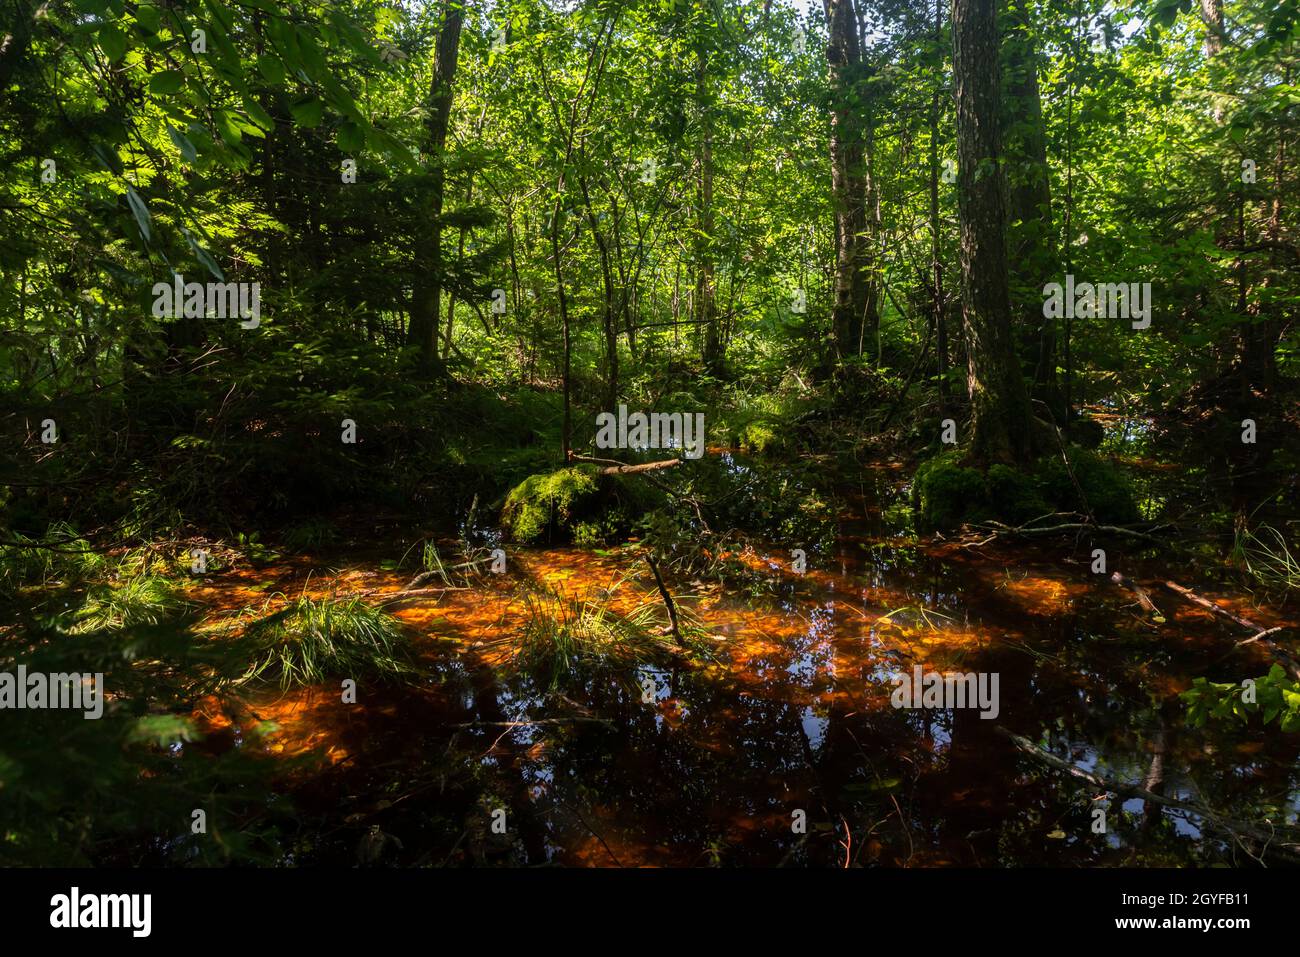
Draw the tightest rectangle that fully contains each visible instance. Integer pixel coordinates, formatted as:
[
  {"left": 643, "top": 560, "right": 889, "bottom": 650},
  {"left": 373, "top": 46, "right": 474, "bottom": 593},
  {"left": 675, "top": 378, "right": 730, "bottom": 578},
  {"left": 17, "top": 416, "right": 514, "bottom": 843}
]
[
  {"left": 408, "top": 2, "right": 464, "bottom": 378},
  {"left": 1001, "top": 0, "right": 1057, "bottom": 396},
  {"left": 953, "top": 0, "right": 1039, "bottom": 465}
]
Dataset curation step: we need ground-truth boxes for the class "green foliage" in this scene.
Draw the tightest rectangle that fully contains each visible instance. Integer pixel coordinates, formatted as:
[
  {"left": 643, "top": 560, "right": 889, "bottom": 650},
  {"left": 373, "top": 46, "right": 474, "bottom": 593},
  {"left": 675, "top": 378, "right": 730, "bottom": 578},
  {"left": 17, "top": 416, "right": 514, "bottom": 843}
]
[
  {"left": 73, "top": 574, "right": 188, "bottom": 632},
  {"left": 1236, "top": 525, "right": 1300, "bottom": 591},
  {"left": 0, "top": 616, "right": 292, "bottom": 866},
  {"left": 1182, "top": 665, "right": 1300, "bottom": 732},
  {"left": 507, "top": 582, "right": 712, "bottom": 692},
  {"left": 913, "top": 448, "right": 1139, "bottom": 530},
  {"left": 1033, "top": 450, "right": 1141, "bottom": 525},
  {"left": 0, "top": 525, "right": 108, "bottom": 597}
]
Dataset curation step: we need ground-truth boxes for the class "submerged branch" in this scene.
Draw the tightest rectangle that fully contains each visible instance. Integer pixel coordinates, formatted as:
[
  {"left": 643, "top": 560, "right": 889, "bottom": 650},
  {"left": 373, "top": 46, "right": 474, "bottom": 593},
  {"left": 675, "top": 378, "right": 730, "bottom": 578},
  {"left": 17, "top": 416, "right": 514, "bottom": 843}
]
[{"left": 994, "top": 725, "right": 1300, "bottom": 864}]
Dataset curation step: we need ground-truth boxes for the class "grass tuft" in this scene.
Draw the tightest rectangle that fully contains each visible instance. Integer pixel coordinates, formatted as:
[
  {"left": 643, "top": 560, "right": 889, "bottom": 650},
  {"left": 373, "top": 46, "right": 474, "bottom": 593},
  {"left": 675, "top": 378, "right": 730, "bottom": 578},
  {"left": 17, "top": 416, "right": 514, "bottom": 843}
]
[{"left": 239, "top": 595, "right": 415, "bottom": 688}]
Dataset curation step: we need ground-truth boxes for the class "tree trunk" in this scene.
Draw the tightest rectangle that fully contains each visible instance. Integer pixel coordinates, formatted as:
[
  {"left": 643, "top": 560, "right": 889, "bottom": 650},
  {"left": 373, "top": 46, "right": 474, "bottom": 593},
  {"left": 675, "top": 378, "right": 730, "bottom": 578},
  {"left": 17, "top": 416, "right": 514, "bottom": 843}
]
[
  {"left": 824, "top": 0, "right": 874, "bottom": 363},
  {"left": 1001, "top": 0, "right": 1058, "bottom": 398},
  {"left": 408, "top": 1, "right": 464, "bottom": 378},
  {"left": 953, "top": 0, "right": 1039, "bottom": 465},
  {"left": 929, "top": 0, "right": 948, "bottom": 413},
  {"left": 696, "top": 26, "right": 722, "bottom": 375}
]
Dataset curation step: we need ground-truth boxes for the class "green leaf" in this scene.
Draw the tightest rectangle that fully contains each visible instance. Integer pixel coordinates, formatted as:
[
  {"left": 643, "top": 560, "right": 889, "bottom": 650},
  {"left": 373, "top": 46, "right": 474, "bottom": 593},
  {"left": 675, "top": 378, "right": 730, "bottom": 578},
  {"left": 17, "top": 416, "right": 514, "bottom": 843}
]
[
  {"left": 213, "top": 109, "right": 242, "bottom": 145},
  {"left": 242, "top": 97, "right": 276, "bottom": 132},
  {"left": 98, "top": 23, "right": 128, "bottom": 62},
  {"left": 148, "top": 70, "right": 185, "bottom": 96},
  {"left": 257, "top": 55, "right": 286, "bottom": 86},
  {"left": 289, "top": 96, "right": 324, "bottom": 128},
  {"left": 296, "top": 27, "right": 329, "bottom": 80},
  {"left": 181, "top": 226, "right": 225, "bottom": 281},
  {"left": 125, "top": 186, "right": 151, "bottom": 243},
  {"left": 338, "top": 121, "right": 365, "bottom": 153},
  {"left": 132, "top": 4, "right": 160, "bottom": 35},
  {"left": 167, "top": 123, "right": 197, "bottom": 162}
]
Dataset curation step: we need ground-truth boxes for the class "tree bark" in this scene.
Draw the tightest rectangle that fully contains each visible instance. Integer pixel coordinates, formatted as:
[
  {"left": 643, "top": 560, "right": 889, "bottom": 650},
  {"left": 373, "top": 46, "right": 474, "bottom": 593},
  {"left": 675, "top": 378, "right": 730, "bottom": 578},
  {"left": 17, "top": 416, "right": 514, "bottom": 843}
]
[
  {"left": 696, "top": 19, "right": 722, "bottom": 375},
  {"left": 408, "top": 1, "right": 464, "bottom": 378},
  {"left": 823, "top": 0, "right": 875, "bottom": 363},
  {"left": 953, "top": 0, "right": 1040, "bottom": 464},
  {"left": 1001, "top": 0, "right": 1057, "bottom": 396}
]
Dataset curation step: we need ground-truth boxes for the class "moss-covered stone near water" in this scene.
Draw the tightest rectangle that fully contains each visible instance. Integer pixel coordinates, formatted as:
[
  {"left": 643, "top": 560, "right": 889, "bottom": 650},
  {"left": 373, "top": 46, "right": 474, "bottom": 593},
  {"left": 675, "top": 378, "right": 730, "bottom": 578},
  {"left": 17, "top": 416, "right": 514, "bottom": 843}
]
[
  {"left": 500, "top": 465, "right": 664, "bottom": 545},
  {"left": 912, "top": 448, "right": 1139, "bottom": 531}
]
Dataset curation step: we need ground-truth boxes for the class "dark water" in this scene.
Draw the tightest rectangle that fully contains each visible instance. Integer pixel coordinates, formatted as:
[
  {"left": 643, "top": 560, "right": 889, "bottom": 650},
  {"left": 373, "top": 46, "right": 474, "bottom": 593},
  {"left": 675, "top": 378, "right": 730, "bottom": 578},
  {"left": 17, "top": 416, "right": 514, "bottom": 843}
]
[{"left": 195, "top": 456, "right": 1300, "bottom": 867}]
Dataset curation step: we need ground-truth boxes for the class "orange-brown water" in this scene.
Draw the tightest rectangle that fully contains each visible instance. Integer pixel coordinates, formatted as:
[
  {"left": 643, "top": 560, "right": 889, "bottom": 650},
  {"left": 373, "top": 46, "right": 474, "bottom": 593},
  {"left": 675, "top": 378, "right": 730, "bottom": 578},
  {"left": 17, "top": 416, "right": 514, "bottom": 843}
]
[{"left": 178, "top": 470, "right": 1299, "bottom": 867}]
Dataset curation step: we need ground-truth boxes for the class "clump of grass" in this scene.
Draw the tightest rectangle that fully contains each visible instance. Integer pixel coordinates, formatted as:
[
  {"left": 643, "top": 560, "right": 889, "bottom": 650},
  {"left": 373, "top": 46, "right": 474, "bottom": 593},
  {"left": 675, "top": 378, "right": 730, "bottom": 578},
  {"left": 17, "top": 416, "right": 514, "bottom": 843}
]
[
  {"left": 1238, "top": 525, "right": 1300, "bottom": 591},
  {"left": 507, "top": 581, "right": 713, "bottom": 690},
  {"left": 0, "top": 522, "right": 108, "bottom": 596},
  {"left": 73, "top": 574, "right": 189, "bottom": 631},
  {"left": 239, "top": 596, "right": 414, "bottom": 689}
]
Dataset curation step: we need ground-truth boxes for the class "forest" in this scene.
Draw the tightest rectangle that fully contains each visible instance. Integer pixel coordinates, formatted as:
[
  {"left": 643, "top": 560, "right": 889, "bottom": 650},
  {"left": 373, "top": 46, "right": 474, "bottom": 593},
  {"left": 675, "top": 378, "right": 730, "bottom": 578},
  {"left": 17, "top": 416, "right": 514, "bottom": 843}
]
[{"left": 0, "top": 0, "right": 1297, "bottom": 872}]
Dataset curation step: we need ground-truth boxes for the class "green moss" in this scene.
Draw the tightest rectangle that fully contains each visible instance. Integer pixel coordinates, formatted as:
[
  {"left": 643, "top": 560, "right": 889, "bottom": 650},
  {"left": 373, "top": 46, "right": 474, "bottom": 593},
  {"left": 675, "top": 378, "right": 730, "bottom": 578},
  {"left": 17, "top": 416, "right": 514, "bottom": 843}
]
[
  {"left": 986, "top": 464, "right": 1052, "bottom": 524},
  {"left": 1032, "top": 451, "right": 1140, "bottom": 525},
  {"left": 913, "top": 451, "right": 989, "bottom": 529},
  {"left": 912, "top": 448, "right": 1138, "bottom": 530},
  {"left": 501, "top": 466, "right": 602, "bottom": 544}
]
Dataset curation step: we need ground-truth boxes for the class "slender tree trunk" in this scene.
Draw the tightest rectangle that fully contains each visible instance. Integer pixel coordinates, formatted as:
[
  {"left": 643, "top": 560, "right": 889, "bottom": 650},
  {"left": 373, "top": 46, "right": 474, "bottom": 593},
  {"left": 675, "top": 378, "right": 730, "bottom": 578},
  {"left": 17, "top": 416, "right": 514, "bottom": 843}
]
[
  {"left": 953, "top": 0, "right": 1039, "bottom": 465},
  {"left": 1200, "top": 0, "right": 1226, "bottom": 121},
  {"left": 408, "top": 1, "right": 464, "bottom": 378},
  {"left": 824, "top": 0, "right": 872, "bottom": 364},
  {"left": 929, "top": 0, "right": 948, "bottom": 413},
  {"left": 696, "top": 26, "right": 722, "bottom": 375}
]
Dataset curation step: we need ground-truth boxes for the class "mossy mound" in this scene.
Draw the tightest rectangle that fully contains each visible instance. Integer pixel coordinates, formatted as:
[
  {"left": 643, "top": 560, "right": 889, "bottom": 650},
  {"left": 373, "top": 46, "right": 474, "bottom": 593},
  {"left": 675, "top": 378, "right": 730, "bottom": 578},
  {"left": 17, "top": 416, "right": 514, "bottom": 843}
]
[
  {"left": 912, "top": 448, "right": 1138, "bottom": 531},
  {"left": 501, "top": 465, "right": 663, "bottom": 545}
]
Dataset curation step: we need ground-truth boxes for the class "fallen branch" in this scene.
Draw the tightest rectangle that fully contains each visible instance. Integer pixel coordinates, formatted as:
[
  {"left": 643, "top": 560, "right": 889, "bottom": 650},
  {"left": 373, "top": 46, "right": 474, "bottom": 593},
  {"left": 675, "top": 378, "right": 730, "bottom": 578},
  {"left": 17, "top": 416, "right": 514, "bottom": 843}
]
[
  {"left": 568, "top": 452, "right": 683, "bottom": 475},
  {"left": 1164, "top": 580, "right": 1262, "bottom": 631},
  {"left": 1109, "top": 570, "right": 1161, "bottom": 616},
  {"left": 974, "top": 518, "right": 1169, "bottom": 546},
  {"left": 1165, "top": 581, "right": 1299, "bottom": 680},
  {"left": 644, "top": 553, "right": 681, "bottom": 643},
  {"left": 994, "top": 725, "right": 1300, "bottom": 864}
]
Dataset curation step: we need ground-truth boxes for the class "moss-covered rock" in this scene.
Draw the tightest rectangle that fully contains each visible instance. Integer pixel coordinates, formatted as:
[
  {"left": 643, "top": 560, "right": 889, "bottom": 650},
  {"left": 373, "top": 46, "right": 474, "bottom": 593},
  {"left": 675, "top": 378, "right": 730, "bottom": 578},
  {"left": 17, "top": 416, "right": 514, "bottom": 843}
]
[
  {"left": 913, "top": 451, "right": 989, "bottom": 529},
  {"left": 986, "top": 464, "right": 1053, "bottom": 524},
  {"left": 912, "top": 447, "right": 1138, "bottom": 530},
  {"left": 501, "top": 466, "right": 601, "bottom": 544},
  {"left": 500, "top": 465, "right": 664, "bottom": 545}
]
